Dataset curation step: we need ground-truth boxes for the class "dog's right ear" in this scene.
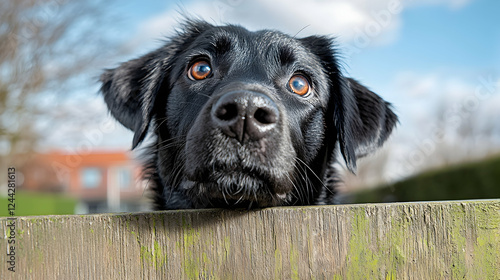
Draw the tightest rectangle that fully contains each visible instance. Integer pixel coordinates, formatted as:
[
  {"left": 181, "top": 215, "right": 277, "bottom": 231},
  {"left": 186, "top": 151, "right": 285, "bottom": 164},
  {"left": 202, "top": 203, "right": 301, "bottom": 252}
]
[
  {"left": 100, "top": 19, "right": 213, "bottom": 149},
  {"left": 100, "top": 50, "right": 166, "bottom": 149}
]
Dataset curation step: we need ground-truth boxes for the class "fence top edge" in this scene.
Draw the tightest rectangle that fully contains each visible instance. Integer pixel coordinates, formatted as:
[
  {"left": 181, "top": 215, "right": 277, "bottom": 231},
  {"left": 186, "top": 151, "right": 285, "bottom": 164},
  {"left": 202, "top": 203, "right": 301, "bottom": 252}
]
[{"left": 3, "top": 199, "right": 499, "bottom": 220}]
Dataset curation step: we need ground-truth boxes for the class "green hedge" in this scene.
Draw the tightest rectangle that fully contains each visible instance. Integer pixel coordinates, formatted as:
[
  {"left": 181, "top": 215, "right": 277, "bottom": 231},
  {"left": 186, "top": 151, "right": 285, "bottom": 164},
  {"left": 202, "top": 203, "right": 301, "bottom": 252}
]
[
  {"left": 1, "top": 191, "right": 77, "bottom": 216},
  {"left": 350, "top": 155, "right": 500, "bottom": 203}
]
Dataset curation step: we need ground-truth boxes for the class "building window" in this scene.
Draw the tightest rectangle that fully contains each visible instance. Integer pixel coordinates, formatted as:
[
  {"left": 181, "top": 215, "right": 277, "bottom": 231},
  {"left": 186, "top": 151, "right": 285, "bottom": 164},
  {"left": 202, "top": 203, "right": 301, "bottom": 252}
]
[
  {"left": 118, "top": 168, "right": 132, "bottom": 189},
  {"left": 81, "top": 167, "right": 102, "bottom": 189}
]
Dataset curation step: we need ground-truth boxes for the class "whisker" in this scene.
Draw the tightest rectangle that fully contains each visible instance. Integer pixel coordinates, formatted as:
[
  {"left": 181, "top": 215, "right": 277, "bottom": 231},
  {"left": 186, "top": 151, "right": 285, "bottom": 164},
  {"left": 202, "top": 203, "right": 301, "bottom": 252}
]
[
  {"left": 252, "top": 188, "right": 259, "bottom": 205},
  {"left": 232, "top": 182, "right": 245, "bottom": 196},
  {"left": 221, "top": 186, "right": 229, "bottom": 206},
  {"left": 247, "top": 201, "right": 254, "bottom": 210},
  {"left": 296, "top": 159, "right": 311, "bottom": 204},
  {"left": 151, "top": 116, "right": 170, "bottom": 131},
  {"left": 284, "top": 172, "right": 301, "bottom": 202},
  {"left": 197, "top": 92, "right": 211, "bottom": 98},
  {"left": 234, "top": 192, "right": 245, "bottom": 205},
  {"left": 295, "top": 157, "right": 332, "bottom": 194},
  {"left": 165, "top": 167, "right": 184, "bottom": 204}
]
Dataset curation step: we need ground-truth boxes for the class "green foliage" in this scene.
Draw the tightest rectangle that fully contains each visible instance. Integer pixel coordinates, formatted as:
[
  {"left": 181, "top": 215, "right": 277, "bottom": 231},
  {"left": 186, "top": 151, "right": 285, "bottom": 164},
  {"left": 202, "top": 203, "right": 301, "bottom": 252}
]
[
  {"left": 1, "top": 191, "right": 77, "bottom": 216},
  {"left": 350, "top": 155, "right": 500, "bottom": 203}
]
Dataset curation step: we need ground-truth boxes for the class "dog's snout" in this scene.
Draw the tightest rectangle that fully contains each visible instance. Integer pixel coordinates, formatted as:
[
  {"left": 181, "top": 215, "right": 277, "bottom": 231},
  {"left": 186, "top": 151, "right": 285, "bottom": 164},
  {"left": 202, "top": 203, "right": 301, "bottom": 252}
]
[{"left": 212, "top": 91, "right": 279, "bottom": 142}]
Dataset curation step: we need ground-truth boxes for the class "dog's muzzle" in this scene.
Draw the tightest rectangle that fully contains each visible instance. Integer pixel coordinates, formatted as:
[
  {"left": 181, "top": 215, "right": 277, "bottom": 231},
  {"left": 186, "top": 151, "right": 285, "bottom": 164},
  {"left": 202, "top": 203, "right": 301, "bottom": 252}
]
[{"left": 211, "top": 91, "right": 279, "bottom": 143}]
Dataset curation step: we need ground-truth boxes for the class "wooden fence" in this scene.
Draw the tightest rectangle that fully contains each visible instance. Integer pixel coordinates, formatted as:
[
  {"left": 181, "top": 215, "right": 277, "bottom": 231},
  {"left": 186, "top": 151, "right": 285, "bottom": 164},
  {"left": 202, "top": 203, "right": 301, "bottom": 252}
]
[{"left": 1, "top": 200, "right": 499, "bottom": 279}]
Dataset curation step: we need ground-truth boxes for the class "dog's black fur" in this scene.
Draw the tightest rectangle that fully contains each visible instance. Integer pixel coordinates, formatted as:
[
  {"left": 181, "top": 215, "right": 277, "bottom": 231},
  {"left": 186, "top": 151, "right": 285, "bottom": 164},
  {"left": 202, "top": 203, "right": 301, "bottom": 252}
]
[{"left": 100, "top": 20, "right": 397, "bottom": 210}]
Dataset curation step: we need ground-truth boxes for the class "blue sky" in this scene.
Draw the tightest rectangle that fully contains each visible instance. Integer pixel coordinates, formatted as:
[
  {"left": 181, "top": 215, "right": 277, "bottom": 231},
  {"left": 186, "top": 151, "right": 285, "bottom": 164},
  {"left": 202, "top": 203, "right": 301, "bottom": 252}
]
[
  {"left": 349, "top": 0, "right": 499, "bottom": 80},
  {"left": 42, "top": 0, "right": 500, "bottom": 183}
]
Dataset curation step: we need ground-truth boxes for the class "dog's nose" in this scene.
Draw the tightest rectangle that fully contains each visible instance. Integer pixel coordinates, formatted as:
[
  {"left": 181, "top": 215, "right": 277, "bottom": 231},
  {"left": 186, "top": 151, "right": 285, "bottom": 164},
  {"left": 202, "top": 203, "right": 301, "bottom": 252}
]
[{"left": 211, "top": 91, "right": 279, "bottom": 142}]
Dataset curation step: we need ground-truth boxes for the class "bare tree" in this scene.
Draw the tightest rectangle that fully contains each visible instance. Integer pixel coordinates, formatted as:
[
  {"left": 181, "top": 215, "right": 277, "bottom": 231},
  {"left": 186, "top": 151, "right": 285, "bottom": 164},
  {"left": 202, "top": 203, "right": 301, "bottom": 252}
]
[
  {"left": 0, "top": 0, "right": 127, "bottom": 194},
  {"left": 0, "top": 0, "right": 123, "bottom": 162}
]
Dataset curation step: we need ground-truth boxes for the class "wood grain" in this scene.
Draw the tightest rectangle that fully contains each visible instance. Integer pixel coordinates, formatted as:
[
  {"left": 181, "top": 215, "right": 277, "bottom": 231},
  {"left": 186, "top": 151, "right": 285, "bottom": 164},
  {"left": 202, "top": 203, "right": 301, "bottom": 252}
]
[{"left": 1, "top": 200, "right": 499, "bottom": 279}]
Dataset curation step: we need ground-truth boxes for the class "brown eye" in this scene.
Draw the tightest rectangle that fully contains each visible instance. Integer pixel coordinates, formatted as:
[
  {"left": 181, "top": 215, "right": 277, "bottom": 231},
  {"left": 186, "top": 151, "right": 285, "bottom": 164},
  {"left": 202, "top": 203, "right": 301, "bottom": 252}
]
[
  {"left": 188, "top": 60, "right": 212, "bottom": 80},
  {"left": 288, "top": 74, "right": 310, "bottom": 96}
]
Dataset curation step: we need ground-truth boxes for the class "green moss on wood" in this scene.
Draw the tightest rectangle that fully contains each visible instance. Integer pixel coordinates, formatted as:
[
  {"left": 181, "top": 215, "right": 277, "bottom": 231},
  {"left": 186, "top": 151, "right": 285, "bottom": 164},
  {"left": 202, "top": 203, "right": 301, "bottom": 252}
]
[
  {"left": 290, "top": 245, "right": 299, "bottom": 280},
  {"left": 180, "top": 215, "right": 202, "bottom": 279},
  {"left": 140, "top": 240, "right": 167, "bottom": 271},
  {"left": 274, "top": 248, "right": 282, "bottom": 280},
  {"left": 346, "top": 207, "right": 379, "bottom": 279},
  {"left": 472, "top": 203, "right": 500, "bottom": 279}
]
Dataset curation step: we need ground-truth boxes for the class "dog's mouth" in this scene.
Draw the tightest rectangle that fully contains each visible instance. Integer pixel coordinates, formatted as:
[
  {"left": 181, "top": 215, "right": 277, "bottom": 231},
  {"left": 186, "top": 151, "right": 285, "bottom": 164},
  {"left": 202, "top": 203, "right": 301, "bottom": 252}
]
[{"left": 181, "top": 169, "right": 291, "bottom": 208}]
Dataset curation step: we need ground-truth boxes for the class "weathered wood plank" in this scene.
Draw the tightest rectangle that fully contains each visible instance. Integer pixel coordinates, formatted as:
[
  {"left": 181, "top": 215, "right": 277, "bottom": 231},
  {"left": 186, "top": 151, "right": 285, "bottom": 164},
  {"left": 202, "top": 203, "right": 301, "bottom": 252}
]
[{"left": 1, "top": 200, "right": 499, "bottom": 279}]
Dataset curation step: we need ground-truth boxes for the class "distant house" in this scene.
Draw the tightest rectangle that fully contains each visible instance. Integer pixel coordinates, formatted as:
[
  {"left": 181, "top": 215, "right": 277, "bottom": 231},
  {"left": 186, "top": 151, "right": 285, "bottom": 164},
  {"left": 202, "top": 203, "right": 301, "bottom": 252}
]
[{"left": 20, "top": 150, "right": 149, "bottom": 213}]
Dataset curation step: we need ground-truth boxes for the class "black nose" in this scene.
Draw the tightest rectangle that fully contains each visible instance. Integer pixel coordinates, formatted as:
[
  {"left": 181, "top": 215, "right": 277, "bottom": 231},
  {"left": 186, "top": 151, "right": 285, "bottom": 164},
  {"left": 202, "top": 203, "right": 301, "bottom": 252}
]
[{"left": 211, "top": 91, "right": 279, "bottom": 142}]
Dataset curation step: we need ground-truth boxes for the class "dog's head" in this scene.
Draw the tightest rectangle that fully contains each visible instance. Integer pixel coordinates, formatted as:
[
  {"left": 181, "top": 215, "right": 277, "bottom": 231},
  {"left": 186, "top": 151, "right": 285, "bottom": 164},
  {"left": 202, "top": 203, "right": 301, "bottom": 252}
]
[{"left": 100, "top": 20, "right": 397, "bottom": 209}]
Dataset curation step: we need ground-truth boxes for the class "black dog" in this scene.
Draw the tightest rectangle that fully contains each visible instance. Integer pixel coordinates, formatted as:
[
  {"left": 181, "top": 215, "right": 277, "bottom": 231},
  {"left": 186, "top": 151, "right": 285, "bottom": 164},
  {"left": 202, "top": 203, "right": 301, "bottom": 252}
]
[{"left": 100, "top": 20, "right": 397, "bottom": 210}]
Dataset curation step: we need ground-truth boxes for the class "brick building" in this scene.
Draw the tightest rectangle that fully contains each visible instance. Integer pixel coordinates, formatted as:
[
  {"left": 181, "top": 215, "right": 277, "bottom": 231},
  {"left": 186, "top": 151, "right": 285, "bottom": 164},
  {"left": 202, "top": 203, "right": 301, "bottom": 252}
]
[{"left": 20, "top": 150, "right": 149, "bottom": 213}]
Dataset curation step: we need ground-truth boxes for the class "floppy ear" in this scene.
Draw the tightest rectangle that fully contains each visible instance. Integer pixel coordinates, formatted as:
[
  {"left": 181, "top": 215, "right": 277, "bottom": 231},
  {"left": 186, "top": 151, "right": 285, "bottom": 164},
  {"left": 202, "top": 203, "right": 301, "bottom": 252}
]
[
  {"left": 299, "top": 35, "right": 397, "bottom": 172},
  {"left": 337, "top": 78, "right": 398, "bottom": 172},
  {"left": 100, "top": 19, "right": 214, "bottom": 149},
  {"left": 100, "top": 51, "right": 167, "bottom": 148}
]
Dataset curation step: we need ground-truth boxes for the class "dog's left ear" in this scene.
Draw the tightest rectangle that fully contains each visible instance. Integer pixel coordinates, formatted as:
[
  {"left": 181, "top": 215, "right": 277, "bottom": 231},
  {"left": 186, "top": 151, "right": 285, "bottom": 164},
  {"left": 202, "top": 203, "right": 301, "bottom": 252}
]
[
  {"left": 337, "top": 78, "right": 398, "bottom": 172},
  {"left": 300, "top": 36, "right": 398, "bottom": 172}
]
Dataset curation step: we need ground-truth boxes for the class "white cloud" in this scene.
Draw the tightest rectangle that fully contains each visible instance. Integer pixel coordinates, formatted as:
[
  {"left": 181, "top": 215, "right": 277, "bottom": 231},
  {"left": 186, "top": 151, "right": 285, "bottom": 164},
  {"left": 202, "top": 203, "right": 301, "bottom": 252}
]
[
  {"left": 126, "top": 0, "right": 474, "bottom": 54},
  {"left": 37, "top": 94, "right": 134, "bottom": 151},
  {"left": 392, "top": 71, "right": 484, "bottom": 122},
  {"left": 371, "top": 70, "right": 499, "bottom": 181},
  {"left": 390, "top": 70, "right": 500, "bottom": 147},
  {"left": 126, "top": 0, "right": 404, "bottom": 52}
]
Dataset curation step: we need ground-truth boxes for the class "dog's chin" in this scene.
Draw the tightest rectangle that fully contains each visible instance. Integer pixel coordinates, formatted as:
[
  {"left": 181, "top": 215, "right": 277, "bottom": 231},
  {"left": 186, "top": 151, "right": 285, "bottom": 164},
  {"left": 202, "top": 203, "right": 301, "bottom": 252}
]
[{"left": 180, "top": 172, "right": 291, "bottom": 208}]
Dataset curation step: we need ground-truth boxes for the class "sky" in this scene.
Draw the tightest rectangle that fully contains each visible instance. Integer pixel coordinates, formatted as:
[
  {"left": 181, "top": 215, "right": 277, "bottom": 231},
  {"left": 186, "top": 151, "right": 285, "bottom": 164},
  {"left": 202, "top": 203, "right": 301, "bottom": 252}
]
[{"left": 40, "top": 0, "right": 500, "bottom": 183}]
